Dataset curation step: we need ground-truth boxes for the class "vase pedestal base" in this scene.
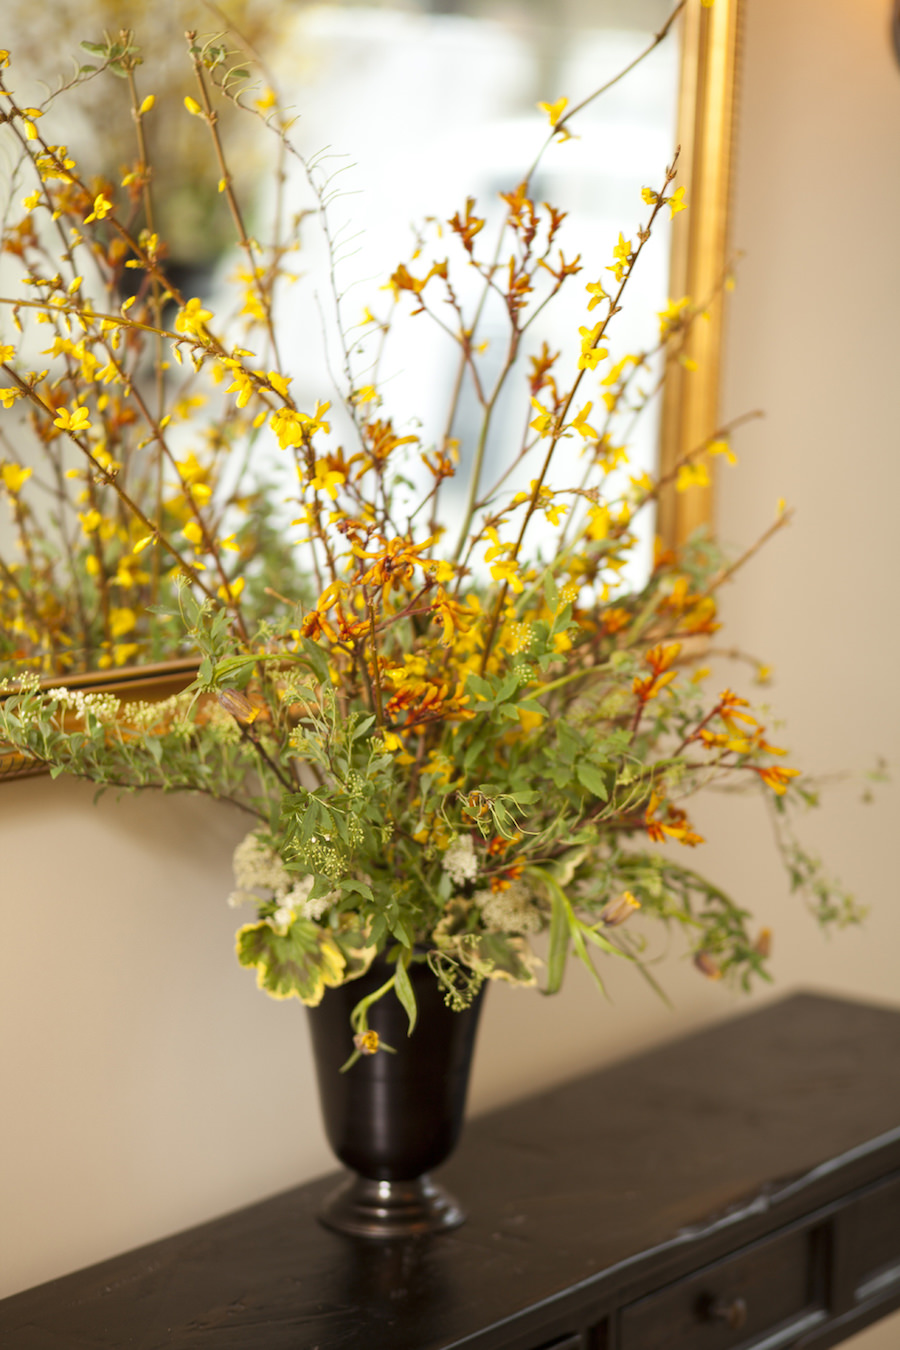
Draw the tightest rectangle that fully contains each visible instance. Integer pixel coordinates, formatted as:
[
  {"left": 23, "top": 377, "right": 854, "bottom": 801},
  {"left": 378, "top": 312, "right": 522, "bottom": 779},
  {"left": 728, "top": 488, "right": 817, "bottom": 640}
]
[{"left": 317, "top": 1173, "right": 465, "bottom": 1239}]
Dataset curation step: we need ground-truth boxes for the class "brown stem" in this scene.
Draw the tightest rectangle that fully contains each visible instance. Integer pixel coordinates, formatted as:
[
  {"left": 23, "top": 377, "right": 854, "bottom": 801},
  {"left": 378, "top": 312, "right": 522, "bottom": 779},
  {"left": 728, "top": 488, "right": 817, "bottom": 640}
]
[
  {"left": 187, "top": 32, "right": 282, "bottom": 370},
  {"left": 364, "top": 588, "right": 385, "bottom": 726},
  {"left": 478, "top": 171, "right": 675, "bottom": 671}
]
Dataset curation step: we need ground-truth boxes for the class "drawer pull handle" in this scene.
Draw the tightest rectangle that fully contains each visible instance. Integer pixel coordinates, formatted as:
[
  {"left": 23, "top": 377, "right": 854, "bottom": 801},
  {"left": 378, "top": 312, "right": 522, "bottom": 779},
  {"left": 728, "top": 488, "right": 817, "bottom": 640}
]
[{"left": 709, "top": 1295, "right": 748, "bottom": 1330}]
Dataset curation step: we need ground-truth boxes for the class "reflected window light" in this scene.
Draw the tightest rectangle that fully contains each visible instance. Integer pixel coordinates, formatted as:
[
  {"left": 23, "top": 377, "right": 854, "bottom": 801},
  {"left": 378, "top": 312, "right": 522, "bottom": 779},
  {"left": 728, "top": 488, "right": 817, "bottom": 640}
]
[{"left": 264, "top": 0, "right": 681, "bottom": 584}]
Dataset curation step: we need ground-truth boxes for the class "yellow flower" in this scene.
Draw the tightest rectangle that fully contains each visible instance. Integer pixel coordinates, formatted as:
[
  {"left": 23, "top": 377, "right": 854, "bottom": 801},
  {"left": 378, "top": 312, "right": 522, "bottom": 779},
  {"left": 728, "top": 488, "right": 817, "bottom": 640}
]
[
  {"left": 676, "top": 461, "right": 711, "bottom": 492},
  {"left": 657, "top": 295, "right": 691, "bottom": 339},
  {"left": 139, "top": 94, "right": 155, "bottom": 115},
  {"left": 184, "top": 96, "right": 202, "bottom": 116},
  {"left": 78, "top": 509, "right": 102, "bottom": 534},
  {"left": 84, "top": 194, "right": 113, "bottom": 224},
  {"left": 537, "top": 97, "right": 568, "bottom": 128},
  {"left": 577, "top": 347, "right": 607, "bottom": 371},
  {"left": 585, "top": 280, "right": 608, "bottom": 311},
  {"left": 267, "top": 369, "right": 292, "bottom": 399},
  {"left": 54, "top": 405, "right": 91, "bottom": 433},
  {"left": 489, "top": 557, "right": 524, "bottom": 593},
  {"left": 226, "top": 367, "right": 256, "bottom": 408},
  {"left": 218, "top": 576, "right": 245, "bottom": 602},
  {"left": 1, "top": 463, "right": 31, "bottom": 494},
  {"left": 0, "top": 387, "right": 22, "bottom": 408},
  {"left": 183, "top": 520, "right": 204, "bottom": 546},
  {"left": 668, "top": 186, "right": 687, "bottom": 218},
  {"left": 109, "top": 607, "right": 137, "bottom": 638},
  {"left": 529, "top": 398, "right": 553, "bottom": 436},
  {"left": 570, "top": 402, "right": 597, "bottom": 439},
  {"left": 708, "top": 438, "right": 737, "bottom": 465},
  {"left": 586, "top": 503, "right": 610, "bottom": 541},
  {"left": 310, "top": 459, "right": 345, "bottom": 500},
  {"left": 175, "top": 297, "right": 213, "bottom": 340},
  {"left": 606, "top": 233, "right": 632, "bottom": 282},
  {"left": 755, "top": 765, "right": 801, "bottom": 795},
  {"left": 431, "top": 585, "right": 472, "bottom": 646},
  {"left": 640, "top": 187, "right": 657, "bottom": 205}
]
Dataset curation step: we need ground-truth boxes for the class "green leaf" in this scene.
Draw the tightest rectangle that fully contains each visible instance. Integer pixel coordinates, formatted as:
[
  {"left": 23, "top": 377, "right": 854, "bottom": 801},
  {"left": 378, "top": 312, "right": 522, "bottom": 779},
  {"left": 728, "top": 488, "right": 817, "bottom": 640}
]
[
  {"left": 389, "top": 915, "right": 415, "bottom": 948},
  {"left": 393, "top": 958, "right": 417, "bottom": 1034},
  {"left": 579, "top": 923, "right": 621, "bottom": 958},
  {"left": 466, "top": 934, "right": 539, "bottom": 985},
  {"left": 340, "top": 878, "right": 374, "bottom": 902},
  {"left": 576, "top": 762, "right": 609, "bottom": 800},
  {"left": 298, "top": 799, "right": 319, "bottom": 847},
  {"left": 332, "top": 919, "right": 377, "bottom": 982},
  {"left": 369, "top": 914, "right": 387, "bottom": 945},
  {"left": 236, "top": 919, "right": 345, "bottom": 1003},
  {"left": 545, "top": 847, "right": 587, "bottom": 887},
  {"left": 495, "top": 673, "right": 519, "bottom": 705},
  {"left": 80, "top": 40, "right": 108, "bottom": 54},
  {"left": 299, "top": 636, "right": 330, "bottom": 685},
  {"left": 537, "top": 868, "right": 569, "bottom": 995},
  {"left": 465, "top": 673, "right": 494, "bottom": 703}
]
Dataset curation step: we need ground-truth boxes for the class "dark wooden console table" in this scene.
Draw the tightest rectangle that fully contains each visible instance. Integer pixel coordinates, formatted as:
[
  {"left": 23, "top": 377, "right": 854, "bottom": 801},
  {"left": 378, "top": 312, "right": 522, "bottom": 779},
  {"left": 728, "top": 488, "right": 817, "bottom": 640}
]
[{"left": 3, "top": 991, "right": 900, "bottom": 1349}]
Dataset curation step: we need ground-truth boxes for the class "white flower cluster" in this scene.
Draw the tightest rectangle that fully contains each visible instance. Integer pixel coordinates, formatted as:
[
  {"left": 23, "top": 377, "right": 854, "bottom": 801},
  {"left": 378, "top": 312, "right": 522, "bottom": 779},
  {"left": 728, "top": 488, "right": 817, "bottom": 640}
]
[
  {"left": 441, "top": 834, "right": 479, "bottom": 886},
  {"left": 45, "top": 687, "right": 120, "bottom": 724},
  {"left": 229, "top": 830, "right": 334, "bottom": 929},
  {"left": 476, "top": 880, "right": 545, "bottom": 935},
  {"left": 0, "top": 674, "right": 40, "bottom": 694},
  {"left": 202, "top": 698, "right": 243, "bottom": 744}
]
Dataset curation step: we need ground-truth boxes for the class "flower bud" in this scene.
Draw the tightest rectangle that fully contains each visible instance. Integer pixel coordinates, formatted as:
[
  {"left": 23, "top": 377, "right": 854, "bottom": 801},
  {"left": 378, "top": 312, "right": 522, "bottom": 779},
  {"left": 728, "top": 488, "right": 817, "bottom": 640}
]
[
  {"left": 353, "top": 1030, "right": 380, "bottom": 1056},
  {"left": 600, "top": 890, "right": 640, "bottom": 927},
  {"left": 217, "top": 689, "right": 258, "bottom": 724},
  {"left": 693, "top": 951, "right": 722, "bottom": 980}
]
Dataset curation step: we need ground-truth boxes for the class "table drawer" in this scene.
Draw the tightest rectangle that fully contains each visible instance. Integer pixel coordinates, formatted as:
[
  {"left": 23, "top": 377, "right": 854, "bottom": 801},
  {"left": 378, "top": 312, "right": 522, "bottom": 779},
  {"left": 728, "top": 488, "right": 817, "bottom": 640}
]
[
  {"left": 846, "top": 1173, "right": 900, "bottom": 1303},
  {"left": 618, "top": 1224, "right": 825, "bottom": 1350}
]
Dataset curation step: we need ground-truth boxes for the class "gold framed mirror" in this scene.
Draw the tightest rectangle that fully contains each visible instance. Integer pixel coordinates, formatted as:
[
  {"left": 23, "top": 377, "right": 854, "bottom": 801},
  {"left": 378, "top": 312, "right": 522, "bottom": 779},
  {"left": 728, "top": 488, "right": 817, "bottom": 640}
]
[{"left": 0, "top": 0, "right": 742, "bottom": 780}]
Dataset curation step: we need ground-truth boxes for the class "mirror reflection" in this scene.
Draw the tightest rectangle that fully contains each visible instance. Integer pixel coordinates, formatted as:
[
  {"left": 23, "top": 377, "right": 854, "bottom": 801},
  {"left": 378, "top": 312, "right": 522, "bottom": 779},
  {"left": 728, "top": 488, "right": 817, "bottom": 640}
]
[{"left": 0, "top": 0, "right": 683, "bottom": 683}]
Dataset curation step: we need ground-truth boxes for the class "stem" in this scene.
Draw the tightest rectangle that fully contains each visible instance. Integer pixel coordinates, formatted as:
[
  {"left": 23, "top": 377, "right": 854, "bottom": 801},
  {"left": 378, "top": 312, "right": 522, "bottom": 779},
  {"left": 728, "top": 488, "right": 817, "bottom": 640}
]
[
  {"left": 364, "top": 588, "right": 385, "bottom": 726},
  {"left": 187, "top": 32, "right": 283, "bottom": 370},
  {"left": 478, "top": 176, "right": 674, "bottom": 672}
]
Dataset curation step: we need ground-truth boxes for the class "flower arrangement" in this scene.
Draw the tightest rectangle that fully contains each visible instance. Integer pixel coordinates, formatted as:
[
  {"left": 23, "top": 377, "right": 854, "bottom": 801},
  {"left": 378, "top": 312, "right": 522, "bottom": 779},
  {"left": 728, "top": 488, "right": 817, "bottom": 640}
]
[{"left": 0, "top": 18, "right": 860, "bottom": 1047}]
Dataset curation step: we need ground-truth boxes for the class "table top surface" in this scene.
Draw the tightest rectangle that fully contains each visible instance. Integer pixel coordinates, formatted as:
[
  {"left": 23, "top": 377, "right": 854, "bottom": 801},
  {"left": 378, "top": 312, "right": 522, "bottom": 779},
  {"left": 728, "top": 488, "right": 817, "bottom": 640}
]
[{"left": 3, "top": 990, "right": 900, "bottom": 1350}]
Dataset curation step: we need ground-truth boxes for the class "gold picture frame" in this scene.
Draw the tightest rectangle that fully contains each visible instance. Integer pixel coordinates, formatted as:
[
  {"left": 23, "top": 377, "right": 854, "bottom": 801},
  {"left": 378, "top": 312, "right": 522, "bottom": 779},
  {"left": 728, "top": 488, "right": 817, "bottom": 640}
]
[
  {"left": 1, "top": 0, "right": 744, "bottom": 782},
  {"left": 658, "top": 0, "right": 744, "bottom": 547}
]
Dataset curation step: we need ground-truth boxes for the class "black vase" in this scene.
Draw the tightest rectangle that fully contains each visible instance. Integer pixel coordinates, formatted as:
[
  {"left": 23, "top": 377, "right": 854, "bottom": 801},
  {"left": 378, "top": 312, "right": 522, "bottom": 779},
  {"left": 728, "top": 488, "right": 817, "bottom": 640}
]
[{"left": 306, "top": 955, "right": 485, "bottom": 1238}]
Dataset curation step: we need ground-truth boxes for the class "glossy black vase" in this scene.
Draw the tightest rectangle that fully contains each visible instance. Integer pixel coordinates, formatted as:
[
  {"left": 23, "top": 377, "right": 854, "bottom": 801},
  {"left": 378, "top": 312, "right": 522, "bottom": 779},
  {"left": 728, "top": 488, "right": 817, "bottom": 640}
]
[{"left": 306, "top": 956, "right": 485, "bottom": 1238}]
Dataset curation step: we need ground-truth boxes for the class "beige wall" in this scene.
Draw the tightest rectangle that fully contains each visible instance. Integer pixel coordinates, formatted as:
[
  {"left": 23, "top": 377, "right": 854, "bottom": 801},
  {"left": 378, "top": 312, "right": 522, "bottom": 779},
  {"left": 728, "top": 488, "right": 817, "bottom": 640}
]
[{"left": 2, "top": 2, "right": 899, "bottom": 1344}]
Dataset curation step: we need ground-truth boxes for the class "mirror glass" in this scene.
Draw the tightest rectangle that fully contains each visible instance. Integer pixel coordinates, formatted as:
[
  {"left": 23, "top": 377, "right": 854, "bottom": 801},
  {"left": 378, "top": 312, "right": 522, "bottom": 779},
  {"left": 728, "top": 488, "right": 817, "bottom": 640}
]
[{"left": 0, "top": 0, "right": 686, "bottom": 687}]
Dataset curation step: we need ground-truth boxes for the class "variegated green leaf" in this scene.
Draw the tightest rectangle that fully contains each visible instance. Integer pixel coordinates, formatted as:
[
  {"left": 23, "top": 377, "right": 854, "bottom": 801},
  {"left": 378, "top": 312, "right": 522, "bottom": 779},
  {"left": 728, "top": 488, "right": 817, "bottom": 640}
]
[{"left": 236, "top": 918, "right": 345, "bottom": 1004}]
